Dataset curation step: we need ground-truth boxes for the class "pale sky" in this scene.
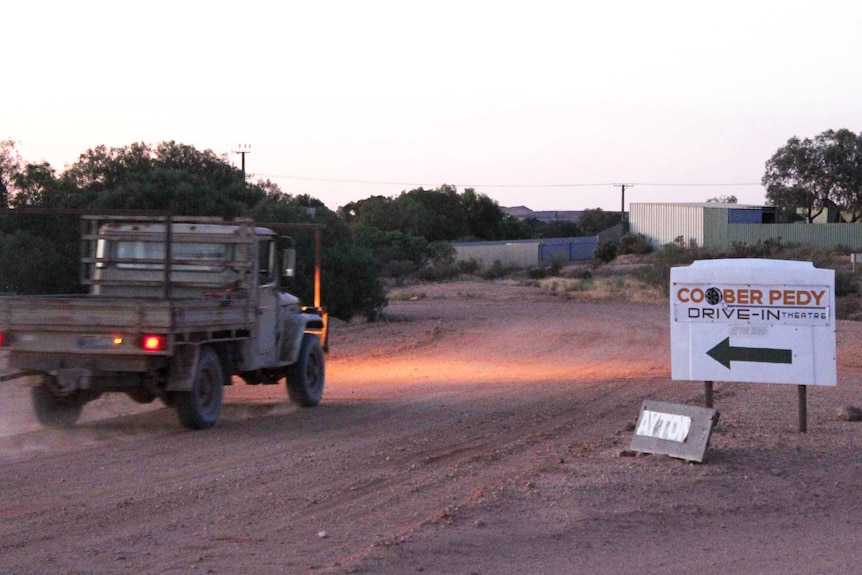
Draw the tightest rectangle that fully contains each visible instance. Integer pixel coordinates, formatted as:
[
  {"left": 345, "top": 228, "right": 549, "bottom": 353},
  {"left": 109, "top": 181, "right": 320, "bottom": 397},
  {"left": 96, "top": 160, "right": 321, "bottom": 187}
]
[{"left": 4, "top": 1, "right": 861, "bottom": 212}]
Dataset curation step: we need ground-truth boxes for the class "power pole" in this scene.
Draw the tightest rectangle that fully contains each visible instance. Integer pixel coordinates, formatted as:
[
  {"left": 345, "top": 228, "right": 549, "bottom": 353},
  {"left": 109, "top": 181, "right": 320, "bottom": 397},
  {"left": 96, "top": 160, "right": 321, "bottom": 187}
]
[
  {"left": 614, "top": 183, "right": 633, "bottom": 229},
  {"left": 233, "top": 144, "right": 251, "bottom": 179}
]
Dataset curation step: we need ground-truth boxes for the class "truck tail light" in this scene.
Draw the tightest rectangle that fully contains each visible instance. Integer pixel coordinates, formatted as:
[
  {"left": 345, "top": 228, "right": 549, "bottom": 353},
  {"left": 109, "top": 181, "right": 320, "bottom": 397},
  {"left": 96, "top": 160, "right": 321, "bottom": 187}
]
[
  {"left": 141, "top": 335, "right": 166, "bottom": 351},
  {"left": 0, "top": 332, "right": 5, "bottom": 347}
]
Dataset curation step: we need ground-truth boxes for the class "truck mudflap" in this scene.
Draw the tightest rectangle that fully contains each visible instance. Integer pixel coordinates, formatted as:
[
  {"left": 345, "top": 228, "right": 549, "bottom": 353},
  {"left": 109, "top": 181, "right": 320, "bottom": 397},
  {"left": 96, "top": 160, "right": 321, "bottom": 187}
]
[
  {"left": 0, "top": 368, "right": 92, "bottom": 391},
  {"left": 49, "top": 368, "right": 93, "bottom": 392},
  {"left": 0, "top": 369, "right": 41, "bottom": 382},
  {"left": 166, "top": 345, "right": 200, "bottom": 392}
]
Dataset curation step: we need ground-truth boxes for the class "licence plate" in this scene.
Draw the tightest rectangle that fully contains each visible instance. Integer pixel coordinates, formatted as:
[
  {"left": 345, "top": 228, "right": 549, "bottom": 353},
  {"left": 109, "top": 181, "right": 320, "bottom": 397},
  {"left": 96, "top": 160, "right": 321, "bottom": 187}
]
[{"left": 77, "top": 335, "right": 115, "bottom": 350}]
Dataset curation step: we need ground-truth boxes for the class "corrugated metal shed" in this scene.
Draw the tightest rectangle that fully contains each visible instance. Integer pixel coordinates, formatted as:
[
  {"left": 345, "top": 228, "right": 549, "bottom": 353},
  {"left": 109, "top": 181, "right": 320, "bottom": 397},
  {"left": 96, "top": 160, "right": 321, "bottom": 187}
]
[
  {"left": 452, "top": 236, "right": 598, "bottom": 268},
  {"left": 630, "top": 203, "right": 765, "bottom": 248},
  {"left": 452, "top": 241, "right": 540, "bottom": 268},
  {"left": 630, "top": 203, "right": 705, "bottom": 248},
  {"left": 539, "top": 237, "right": 597, "bottom": 261},
  {"left": 728, "top": 223, "right": 862, "bottom": 250},
  {"left": 630, "top": 202, "right": 862, "bottom": 251}
]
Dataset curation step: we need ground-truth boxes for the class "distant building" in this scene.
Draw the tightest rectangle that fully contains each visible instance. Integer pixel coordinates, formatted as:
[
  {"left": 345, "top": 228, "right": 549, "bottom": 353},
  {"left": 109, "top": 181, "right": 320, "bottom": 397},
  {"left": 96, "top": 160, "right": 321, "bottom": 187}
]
[
  {"left": 501, "top": 206, "right": 585, "bottom": 224},
  {"left": 630, "top": 202, "right": 862, "bottom": 251},
  {"left": 629, "top": 202, "right": 772, "bottom": 248},
  {"left": 451, "top": 236, "right": 598, "bottom": 268}
]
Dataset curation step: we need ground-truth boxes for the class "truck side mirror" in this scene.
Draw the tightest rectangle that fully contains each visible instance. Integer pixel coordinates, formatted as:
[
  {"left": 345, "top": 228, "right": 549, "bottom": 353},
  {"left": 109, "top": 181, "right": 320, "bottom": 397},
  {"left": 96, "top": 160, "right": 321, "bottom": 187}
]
[{"left": 282, "top": 248, "right": 296, "bottom": 278}]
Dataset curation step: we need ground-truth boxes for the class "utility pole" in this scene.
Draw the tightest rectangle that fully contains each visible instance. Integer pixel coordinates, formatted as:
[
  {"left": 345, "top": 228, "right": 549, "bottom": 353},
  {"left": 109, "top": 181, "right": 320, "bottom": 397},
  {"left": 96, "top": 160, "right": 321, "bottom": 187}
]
[
  {"left": 614, "top": 183, "right": 633, "bottom": 230},
  {"left": 233, "top": 144, "right": 251, "bottom": 179}
]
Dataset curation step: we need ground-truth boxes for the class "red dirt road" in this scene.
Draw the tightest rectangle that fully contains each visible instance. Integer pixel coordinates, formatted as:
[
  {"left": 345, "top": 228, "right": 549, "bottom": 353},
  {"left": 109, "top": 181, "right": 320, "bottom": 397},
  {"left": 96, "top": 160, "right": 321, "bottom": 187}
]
[{"left": 1, "top": 280, "right": 861, "bottom": 574}]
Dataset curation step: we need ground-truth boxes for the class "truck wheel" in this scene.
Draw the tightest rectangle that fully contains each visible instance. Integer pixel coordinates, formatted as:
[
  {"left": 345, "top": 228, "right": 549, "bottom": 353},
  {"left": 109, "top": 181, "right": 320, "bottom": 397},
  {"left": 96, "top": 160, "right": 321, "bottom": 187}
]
[
  {"left": 286, "top": 334, "right": 325, "bottom": 407},
  {"left": 176, "top": 346, "right": 225, "bottom": 430},
  {"left": 31, "top": 380, "right": 85, "bottom": 428}
]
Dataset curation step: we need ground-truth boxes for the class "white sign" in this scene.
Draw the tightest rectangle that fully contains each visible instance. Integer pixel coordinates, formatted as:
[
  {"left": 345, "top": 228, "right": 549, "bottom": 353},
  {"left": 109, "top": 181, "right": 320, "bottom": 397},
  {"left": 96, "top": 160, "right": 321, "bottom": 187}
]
[
  {"left": 630, "top": 401, "right": 718, "bottom": 462},
  {"left": 635, "top": 410, "right": 692, "bottom": 443},
  {"left": 670, "top": 259, "right": 836, "bottom": 386}
]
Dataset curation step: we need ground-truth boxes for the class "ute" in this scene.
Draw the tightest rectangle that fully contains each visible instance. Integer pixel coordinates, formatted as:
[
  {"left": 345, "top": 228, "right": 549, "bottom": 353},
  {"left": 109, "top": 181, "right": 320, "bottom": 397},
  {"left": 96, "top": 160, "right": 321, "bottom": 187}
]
[{"left": 0, "top": 214, "right": 328, "bottom": 429}]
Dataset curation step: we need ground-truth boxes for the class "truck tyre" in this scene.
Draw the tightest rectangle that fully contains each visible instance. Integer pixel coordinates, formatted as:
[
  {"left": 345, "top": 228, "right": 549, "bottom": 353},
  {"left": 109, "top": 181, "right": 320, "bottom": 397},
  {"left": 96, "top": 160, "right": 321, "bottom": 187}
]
[
  {"left": 286, "top": 334, "right": 325, "bottom": 407},
  {"left": 31, "top": 380, "right": 85, "bottom": 428},
  {"left": 176, "top": 346, "right": 225, "bottom": 430}
]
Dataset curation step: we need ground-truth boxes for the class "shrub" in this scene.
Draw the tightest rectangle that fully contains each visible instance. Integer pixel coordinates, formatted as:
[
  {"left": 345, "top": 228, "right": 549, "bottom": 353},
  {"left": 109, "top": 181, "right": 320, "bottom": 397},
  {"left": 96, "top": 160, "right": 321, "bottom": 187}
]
[
  {"left": 619, "top": 233, "right": 653, "bottom": 255},
  {"left": 637, "top": 243, "right": 697, "bottom": 296},
  {"left": 427, "top": 241, "right": 456, "bottom": 266},
  {"left": 415, "top": 263, "right": 461, "bottom": 282},
  {"left": 835, "top": 270, "right": 860, "bottom": 297},
  {"left": 548, "top": 256, "right": 565, "bottom": 275},
  {"left": 527, "top": 266, "right": 546, "bottom": 280},
  {"left": 594, "top": 240, "right": 618, "bottom": 263},
  {"left": 322, "top": 243, "right": 388, "bottom": 322},
  {"left": 480, "top": 259, "right": 514, "bottom": 280},
  {"left": 458, "top": 258, "right": 481, "bottom": 275},
  {"left": 387, "top": 259, "right": 418, "bottom": 286}
]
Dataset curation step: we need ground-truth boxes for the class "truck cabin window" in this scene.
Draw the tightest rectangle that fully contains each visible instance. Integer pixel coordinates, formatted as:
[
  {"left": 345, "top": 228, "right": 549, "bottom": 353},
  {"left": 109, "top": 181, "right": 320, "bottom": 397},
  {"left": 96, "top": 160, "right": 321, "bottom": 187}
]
[
  {"left": 113, "top": 241, "right": 229, "bottom": 271},
  {"left": 258, "top": 239, "right": 275, "bottom": 284}
]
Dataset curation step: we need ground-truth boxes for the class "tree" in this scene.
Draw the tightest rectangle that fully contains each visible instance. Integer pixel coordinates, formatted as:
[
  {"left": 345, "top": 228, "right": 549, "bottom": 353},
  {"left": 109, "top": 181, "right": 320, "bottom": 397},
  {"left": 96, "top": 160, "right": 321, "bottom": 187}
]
[
  {"left": 397, "top": 185, "right": 469, "bottom": 241},
  {"left": 339, "top": 185, "right": 478, "bottom": 242},
  {"left": 461, "top": 187, "right": 504, "bottom": 240},
  {"left": 0, "top": 140, "right": 386, "bottom": 320},
  {"left": 818, "top": 129, "right": 862, "bottom": 221},
  {"left": 544, "top": 219, "right": 581, "bottom": 238},
  {"left": 0, "top": 139, "right": 22, "bottom": 208},
  {"left": 763, "top": 130, "right": 862, "bottom": 222},
  {"left": 706, "top": 195, "right": 738, "bottom": 204},
  {"left": 321, "top": 243, "right": 387, "bottom": 322},
  {"left": 61, "top": 141, "right": 260, "bottom": 216},
  {"left": 578, "top": 208, "right": 622, "bottom": 235}
]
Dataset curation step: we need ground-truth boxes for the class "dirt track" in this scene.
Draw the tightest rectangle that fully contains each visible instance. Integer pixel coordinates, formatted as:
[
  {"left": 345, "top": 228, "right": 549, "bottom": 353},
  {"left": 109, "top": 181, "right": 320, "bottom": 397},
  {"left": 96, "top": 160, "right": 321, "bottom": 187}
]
[{"left": 2, "top": 280, "right": 862, "bottom": 574}]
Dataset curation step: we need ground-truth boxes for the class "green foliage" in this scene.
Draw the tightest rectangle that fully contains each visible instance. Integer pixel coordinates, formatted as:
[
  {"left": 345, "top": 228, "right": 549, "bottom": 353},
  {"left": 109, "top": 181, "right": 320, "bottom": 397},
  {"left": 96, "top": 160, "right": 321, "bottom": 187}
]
[
  {"left": 480, "top": 260, "right": 516, "bottom": 280},
  {"left": 387, "top": 260, "right": 418, "bottom": 286},
  {"left": 579, "top": 208, "right": 622, "bottom": 235},
  {"left": 340, "top": 185, "right": 472, "bottom": 243},
  {"left": 462, "top": 188, "right": 505, "bottom": 240},
  {"left": 352, "top": 225, "right": 429, "bottom": 267},
  {"left": 619, "top": 233, "right": 653, "bottom": 255},
  {"left": 458, "top": 258, "right": 482, "bottom": 275},
  {"left": 706, "top": 195, "right": 738, "bottom": 204},
  {"left": 528, "top": 257, "right": 565, "bottom": 279},
  {"left": 835, "top": 271, "right": 859, "bottom": 297},
  {"left": 62, "top": 141, "right": 261, "bottom": 216},
  {"left": 321, "top": 243, "right": 388, "bottom": 322},
  {"left": 544, "top": 219, "right": 581, "bottom": 238},
  {"left": 593, "top": 239, "right": 618, "bottom": 263},
  {"left": 637, "top": 243, "right": 696, "bottom": 296},
  {"left": 341, "top": 185, "right": 514, "bottom": 244},
  {"left": 498, "top": 215, "right": 534, "bottom": 239},
  {"left": 527, "top": 266, "right": 548, "bottom": 279},
  {"left": 0, "top": 139, "right": 20, "bottom": 208},
  {"left": 0, "top": 229, "right": 80, "bottom": 294},
  {"left": 0, "top": 140, "right": 383, "bottom": 321},
  {"left": 638, "top": 239, "right": 853, "bottom": 298},
  {"left": 426, "top": 241, "right": 456, "bottom": 266},
  {"left": 763, "top": 129, "right": 862, "bottom": 223},
  {"left": 414, "top": 263, "right": 461, "bottom": 282}
]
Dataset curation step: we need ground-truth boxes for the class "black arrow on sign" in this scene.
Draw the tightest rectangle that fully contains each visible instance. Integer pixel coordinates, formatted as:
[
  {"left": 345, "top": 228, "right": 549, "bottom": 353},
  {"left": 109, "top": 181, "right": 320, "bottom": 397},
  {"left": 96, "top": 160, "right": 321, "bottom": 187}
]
[{"left": 707, "top": 337, "right": 793, "bottom": 369}]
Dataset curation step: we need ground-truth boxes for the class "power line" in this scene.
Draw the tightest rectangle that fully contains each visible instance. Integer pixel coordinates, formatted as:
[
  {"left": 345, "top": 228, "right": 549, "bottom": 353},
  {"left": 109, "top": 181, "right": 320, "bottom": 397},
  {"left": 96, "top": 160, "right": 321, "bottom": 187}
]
[{"left": 255, "top": 174, "right": 763, "bottom": 188}]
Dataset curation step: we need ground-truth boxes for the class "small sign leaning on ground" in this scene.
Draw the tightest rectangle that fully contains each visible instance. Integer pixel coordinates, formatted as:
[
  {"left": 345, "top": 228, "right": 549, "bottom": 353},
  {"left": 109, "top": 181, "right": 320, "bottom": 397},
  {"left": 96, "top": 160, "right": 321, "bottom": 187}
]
[{"left": 630, "top": 400, "right": 718, "bottom": 462}]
